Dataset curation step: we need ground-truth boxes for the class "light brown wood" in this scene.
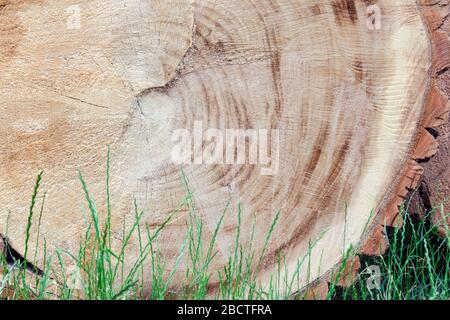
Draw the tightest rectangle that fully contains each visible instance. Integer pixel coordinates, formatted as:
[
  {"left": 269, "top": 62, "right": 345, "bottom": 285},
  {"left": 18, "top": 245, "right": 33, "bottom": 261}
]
[{"left": 0, "top": 0, "right": 446, "bottom": 293}]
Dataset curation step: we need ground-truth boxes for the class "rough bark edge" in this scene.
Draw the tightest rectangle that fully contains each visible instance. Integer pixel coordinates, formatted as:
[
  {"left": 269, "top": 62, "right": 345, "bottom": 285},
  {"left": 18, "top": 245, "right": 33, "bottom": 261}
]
[{"left": 303, "top": 0, "right": 450, "bottom": 299}]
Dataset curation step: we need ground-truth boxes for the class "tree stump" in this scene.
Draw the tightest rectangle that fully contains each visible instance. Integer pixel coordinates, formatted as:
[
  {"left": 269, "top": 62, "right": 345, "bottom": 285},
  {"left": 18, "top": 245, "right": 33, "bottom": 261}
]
[{"left": 0, "top": 0, "right": 448, "bottom": 294}]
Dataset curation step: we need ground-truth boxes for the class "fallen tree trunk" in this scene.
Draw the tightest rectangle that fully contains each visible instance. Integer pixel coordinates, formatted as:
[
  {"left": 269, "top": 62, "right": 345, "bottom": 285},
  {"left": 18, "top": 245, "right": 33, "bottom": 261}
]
[{"left": 0, "top": 0, "right": 448, "bottom": 295}]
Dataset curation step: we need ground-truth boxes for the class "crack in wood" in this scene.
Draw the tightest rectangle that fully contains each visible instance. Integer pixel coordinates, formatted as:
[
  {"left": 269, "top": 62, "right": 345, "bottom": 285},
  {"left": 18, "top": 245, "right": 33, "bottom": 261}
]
[{"left": 0, "top": 234, "right": 44, "bottom": 277}]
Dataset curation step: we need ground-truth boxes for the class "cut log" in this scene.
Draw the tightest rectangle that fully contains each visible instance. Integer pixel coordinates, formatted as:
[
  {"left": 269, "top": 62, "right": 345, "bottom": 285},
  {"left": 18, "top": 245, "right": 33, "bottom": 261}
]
[{"left": 0, "top": 0, "right": 448, "bottom": 294}]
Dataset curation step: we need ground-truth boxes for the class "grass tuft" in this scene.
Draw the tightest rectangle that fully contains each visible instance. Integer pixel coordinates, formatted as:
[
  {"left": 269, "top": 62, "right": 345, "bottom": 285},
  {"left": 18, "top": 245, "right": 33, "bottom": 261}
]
[{"left": 0, "top": 152, "right": 449, "bottom": 300}]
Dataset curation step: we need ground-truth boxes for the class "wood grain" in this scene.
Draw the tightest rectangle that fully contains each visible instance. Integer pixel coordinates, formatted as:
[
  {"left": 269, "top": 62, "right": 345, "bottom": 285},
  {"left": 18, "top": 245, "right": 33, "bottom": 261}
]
[{"left": 0, "top": 0, "right": 442, "bottom": 293}]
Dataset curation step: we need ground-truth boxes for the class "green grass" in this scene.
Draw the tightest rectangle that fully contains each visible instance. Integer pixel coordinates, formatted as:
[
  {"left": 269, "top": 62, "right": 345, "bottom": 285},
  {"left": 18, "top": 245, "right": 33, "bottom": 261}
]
[
  {"left": 334, "top": 201, "right": 450, "bottom": 300},
  {"left": 1, "top": 151, "right": 449, "bottom": 300}
]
